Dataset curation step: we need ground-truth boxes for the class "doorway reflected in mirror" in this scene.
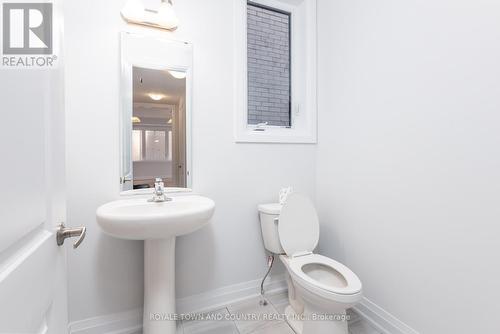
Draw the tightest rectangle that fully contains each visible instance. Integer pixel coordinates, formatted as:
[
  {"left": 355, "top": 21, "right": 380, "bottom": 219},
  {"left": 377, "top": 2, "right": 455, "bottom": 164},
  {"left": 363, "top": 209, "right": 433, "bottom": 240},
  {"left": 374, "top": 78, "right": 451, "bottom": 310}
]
[{"left": 131, "top": 66, "right": 186, "bottom": 189}]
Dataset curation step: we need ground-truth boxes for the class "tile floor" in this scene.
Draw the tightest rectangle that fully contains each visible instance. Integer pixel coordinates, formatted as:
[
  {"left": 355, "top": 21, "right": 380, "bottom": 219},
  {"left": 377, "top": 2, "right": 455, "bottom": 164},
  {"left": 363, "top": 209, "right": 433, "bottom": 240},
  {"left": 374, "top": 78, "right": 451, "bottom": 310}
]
[{"left": 174, "top": 291, "right": 383, "bottom": 334}]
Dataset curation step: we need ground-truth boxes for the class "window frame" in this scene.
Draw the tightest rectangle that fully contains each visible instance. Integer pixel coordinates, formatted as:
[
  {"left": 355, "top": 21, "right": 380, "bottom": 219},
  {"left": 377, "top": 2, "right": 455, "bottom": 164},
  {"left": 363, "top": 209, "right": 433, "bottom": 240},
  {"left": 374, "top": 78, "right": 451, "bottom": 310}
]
[
  {"left": 234, "top": 0, "right": 317, "bottom": 143},
  {"left": 247, "top": 1, "right": 292, "bottom": 128}
]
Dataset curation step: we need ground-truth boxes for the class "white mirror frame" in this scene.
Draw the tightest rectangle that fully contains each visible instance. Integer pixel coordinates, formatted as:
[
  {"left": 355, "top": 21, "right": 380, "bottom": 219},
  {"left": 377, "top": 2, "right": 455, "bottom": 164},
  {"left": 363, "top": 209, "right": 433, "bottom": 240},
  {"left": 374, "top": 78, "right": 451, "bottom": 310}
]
[{"left": 120, "top": 31, "right": 193, "bottom": 192}]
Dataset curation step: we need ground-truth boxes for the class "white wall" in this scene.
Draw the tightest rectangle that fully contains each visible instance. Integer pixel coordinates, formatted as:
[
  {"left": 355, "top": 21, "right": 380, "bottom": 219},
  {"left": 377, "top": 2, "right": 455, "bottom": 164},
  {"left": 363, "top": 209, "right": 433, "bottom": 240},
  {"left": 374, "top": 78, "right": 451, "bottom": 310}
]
[
  {"left": 133, "top": 161, "right": 172, "bottom": 179},
  {"left": 64, "top": 0, "right": 315, "bottom": 323},
  {"left": 316, "top": 1, "right": 500, "bottom": 333}
]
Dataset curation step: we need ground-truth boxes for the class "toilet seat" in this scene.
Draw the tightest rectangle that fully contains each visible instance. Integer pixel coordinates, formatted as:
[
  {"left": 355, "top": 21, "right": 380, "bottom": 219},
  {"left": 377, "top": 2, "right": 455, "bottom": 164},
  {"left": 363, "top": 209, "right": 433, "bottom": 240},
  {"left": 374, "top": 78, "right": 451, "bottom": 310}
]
[
  {"left": 278, "top": 193, "right": 362, "bottom": 303},
  {"left": 286, "top": 254, "right": 362, "bottom": 296},
  {"left": 278, "top": 193, "right": 319, "bottom": 257}
]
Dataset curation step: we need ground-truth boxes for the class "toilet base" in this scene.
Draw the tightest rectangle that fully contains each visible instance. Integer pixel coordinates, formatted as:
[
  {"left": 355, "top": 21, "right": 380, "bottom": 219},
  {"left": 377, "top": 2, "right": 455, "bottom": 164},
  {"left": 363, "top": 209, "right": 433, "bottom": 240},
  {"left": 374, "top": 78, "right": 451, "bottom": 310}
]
[
  {"left": 284, "top": 305, "right": 303, "bottom": 334},
  {"left": 302, "top": 302, "right": 348, "bottom": 334},
  {"left": 284, "top": 304, "right": 348, "bottom": 334}
]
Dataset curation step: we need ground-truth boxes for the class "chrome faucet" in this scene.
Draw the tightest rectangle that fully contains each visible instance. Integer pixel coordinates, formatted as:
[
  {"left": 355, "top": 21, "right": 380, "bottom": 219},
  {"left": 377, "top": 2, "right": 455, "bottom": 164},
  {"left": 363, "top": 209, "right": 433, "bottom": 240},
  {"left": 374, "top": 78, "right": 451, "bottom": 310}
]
[{"left": 149, "top": 178, "right": 172, "bottom": 202}]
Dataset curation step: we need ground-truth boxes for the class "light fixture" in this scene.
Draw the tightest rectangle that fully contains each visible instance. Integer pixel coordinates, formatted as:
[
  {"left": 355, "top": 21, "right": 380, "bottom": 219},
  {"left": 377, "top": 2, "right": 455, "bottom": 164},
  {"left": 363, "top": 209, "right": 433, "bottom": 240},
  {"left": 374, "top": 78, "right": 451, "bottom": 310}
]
[
  {"left": 120, "top": 0, "right": 179, "bottom": 31},
  {"left": 148, "top": 93, "right": 164, "bottom": 101},
  {"left": 121, "top": 0, "right": 145, "bottom": 22},
  {"left": 132, "top": 116, "right": 141, "bottom": 123},
  {"left": 168, "top": 70, "right": 186, "bottom": 79},
  {"left": 167, "top": 118, "right": 173, "bottom": 124},
  {"left": 157, "top": 0, "right": 179, "bottom": 30}
]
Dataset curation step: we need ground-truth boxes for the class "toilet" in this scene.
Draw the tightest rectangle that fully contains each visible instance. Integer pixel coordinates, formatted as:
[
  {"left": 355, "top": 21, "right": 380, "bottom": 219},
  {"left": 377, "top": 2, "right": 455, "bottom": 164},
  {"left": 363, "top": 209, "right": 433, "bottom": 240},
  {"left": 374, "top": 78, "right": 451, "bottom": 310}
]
[{"left": 258, "top": 193, "right": 363, "bottom": 334}]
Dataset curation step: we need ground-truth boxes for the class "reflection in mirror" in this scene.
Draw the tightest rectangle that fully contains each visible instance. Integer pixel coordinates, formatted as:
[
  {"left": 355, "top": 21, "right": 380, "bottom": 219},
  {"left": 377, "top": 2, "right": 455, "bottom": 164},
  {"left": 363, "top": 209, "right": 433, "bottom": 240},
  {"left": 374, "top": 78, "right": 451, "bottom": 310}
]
[{"left": 131, "top": 66, "right": 186, "bottom": 189}]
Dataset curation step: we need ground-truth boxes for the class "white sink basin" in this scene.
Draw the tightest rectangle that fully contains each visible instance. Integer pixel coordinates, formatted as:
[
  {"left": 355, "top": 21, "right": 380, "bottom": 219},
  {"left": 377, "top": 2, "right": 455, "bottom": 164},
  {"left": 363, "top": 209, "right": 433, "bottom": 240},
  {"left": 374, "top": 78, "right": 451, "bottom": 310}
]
[
  {"left": 95, "top": 194, "right": 215, "bottom": 334},
  {"left": 96, "top": 195, "right": 215, "bottom": 240}
]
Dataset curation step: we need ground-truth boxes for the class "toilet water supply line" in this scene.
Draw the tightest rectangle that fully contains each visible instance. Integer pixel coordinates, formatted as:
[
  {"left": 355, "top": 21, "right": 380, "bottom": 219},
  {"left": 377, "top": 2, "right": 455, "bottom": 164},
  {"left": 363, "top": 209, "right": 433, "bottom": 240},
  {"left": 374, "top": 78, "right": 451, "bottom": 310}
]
[
  {"left": 259, "top": 187, "right": 291, "bottom": 306},
  {"left": 259, "top": 254, "right": 275, "bottom": 306}
]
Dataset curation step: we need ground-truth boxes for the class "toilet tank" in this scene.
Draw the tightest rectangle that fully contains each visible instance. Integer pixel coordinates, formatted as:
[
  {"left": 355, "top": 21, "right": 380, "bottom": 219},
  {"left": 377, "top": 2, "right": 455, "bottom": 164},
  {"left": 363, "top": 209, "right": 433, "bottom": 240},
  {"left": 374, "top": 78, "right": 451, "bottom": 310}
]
[{"left": 258, "top": 203, "right": 285, "bottom": 254}]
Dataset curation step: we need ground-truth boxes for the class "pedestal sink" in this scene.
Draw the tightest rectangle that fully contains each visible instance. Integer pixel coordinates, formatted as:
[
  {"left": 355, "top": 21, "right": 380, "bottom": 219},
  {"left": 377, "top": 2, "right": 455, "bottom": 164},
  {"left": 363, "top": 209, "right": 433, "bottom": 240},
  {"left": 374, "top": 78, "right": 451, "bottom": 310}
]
[{"left": 96, "top": 194, "right": 215, "bottom": 334}]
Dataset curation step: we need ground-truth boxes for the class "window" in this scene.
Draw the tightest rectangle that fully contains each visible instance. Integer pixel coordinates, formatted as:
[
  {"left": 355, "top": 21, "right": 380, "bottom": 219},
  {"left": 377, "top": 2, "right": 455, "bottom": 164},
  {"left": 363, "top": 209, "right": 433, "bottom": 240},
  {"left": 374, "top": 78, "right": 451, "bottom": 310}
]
[
  {"left": 234, "top": 0, "right": 317, "bottom": 143},
  {"left": 247, "top": 3, "right": 291, "bottom": 127},
  {"left": 167, "top": 130, "right": 173, "bottom": 161},
  {"left": 145, "top": 130, "right": 167, "bottom": 161},
  {"left": 132, "top": 129, "right": 171, "bottom": 161},
  {"left": 132, "top": 130, "right": 143, "bottom": 161}
]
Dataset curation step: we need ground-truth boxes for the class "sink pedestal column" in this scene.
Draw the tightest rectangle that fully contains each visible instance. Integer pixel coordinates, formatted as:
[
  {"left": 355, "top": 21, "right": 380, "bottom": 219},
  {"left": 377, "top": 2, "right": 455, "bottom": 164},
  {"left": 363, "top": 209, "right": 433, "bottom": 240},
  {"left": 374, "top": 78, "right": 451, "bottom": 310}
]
[{"left": 143, "top": 238, "right": 176, "bottom": 334}]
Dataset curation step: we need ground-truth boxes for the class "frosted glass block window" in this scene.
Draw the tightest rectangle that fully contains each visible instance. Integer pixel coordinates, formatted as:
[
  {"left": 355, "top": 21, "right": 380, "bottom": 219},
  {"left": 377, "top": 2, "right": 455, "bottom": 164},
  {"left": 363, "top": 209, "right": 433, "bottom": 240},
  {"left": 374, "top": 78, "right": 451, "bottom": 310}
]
[
  {"left": 145, "top": 130, "right": 166, "bottom": 161},
  {"left": 132, "top": 130, "right": 143, "bottom": 161},
  {"left": 167, "top": 130, "right": 173, "bottom": 161}
]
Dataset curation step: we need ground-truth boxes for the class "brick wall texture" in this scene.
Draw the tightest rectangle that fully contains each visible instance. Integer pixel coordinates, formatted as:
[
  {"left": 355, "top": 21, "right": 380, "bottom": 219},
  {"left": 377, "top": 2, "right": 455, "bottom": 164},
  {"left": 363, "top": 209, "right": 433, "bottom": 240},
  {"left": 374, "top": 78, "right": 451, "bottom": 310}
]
[{"left": 247, "top": 3, "right": 291, "bottom": 127}]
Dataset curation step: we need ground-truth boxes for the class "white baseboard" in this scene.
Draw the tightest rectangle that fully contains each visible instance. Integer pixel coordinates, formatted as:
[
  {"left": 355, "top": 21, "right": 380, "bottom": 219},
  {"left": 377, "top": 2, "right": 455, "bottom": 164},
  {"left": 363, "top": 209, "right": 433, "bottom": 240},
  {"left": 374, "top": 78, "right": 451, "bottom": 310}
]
[
  {"left": 176, "top": 273, "right": 287, "bottom": 314},
  {"left": 68, "top": 274, "right": 287, "bottom": 334},
  {"left": 68, "top": 277, "right": 419, "bottom": 334},
  {"left": 354, "top": 297, "right": 420, "bottom": 334},
  {"left": 68, "top": 308, "right": 142, "bottom": 334}
]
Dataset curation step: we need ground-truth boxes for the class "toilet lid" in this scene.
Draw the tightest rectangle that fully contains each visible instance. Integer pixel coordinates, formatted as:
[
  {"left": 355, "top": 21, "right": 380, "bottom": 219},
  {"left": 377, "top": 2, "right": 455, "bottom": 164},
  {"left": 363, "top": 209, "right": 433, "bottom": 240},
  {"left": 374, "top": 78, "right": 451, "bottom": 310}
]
[{"left": 278, "top": 193, "right": 319, "bottom": 256}]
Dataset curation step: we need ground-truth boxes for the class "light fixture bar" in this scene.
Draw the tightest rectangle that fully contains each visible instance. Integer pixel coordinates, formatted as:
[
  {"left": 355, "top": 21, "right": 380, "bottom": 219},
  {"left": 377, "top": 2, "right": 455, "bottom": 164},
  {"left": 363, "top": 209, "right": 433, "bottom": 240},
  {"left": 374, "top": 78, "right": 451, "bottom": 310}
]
[{"left": 121, "top": 0, "right": 179, "bottom": 31}]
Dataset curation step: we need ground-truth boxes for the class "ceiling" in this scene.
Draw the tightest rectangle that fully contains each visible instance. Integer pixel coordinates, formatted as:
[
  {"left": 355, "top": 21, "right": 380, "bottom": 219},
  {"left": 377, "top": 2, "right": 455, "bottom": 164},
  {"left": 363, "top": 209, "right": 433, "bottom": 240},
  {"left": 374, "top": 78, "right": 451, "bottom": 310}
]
[
  {"left": 133, "top": 66, "right": 186, "bottom": 105},
  {"left": 133, "top": 103, "right": 173, "bottom": 121}
]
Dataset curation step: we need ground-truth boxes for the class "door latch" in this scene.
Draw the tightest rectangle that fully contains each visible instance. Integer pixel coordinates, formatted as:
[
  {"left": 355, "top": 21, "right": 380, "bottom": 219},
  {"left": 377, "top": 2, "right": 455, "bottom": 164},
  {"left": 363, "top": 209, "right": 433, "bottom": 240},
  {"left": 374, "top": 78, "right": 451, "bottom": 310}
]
[{"left": 56, "top": 223, "right": 86, "bottom": 249}]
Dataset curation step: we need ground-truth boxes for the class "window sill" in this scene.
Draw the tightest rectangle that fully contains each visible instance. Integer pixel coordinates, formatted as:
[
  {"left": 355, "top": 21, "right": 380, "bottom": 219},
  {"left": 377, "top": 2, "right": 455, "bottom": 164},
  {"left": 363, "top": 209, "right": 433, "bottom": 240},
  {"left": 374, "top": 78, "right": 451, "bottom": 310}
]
[
  {"left": 133, "top": 159, "right": 173, "bottom": 163},
  {"left": 234, "top": 128, "right": 317, "bottom": 144}
]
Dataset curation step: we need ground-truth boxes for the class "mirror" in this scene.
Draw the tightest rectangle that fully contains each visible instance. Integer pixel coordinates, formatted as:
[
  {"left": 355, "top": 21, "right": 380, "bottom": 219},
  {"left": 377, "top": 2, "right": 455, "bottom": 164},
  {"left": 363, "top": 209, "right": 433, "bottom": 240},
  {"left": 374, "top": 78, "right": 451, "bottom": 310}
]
[
  {"left": 131, "top": 67, "right": 186, "bottom": 189},
  {"left": 120, "top": 32, "right": 192, "bottom": 191}
]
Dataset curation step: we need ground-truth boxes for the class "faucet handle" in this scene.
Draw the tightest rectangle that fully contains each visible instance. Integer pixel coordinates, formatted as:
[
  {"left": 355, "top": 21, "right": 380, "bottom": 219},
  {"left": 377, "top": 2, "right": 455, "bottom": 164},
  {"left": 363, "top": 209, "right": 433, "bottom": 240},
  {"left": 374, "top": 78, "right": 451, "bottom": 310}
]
[
  {"left": 148, "top": 178, "right": 171, "bottom": 202},
  {"left": 154, "top": 178, "right": 164, "bottom": 190}
]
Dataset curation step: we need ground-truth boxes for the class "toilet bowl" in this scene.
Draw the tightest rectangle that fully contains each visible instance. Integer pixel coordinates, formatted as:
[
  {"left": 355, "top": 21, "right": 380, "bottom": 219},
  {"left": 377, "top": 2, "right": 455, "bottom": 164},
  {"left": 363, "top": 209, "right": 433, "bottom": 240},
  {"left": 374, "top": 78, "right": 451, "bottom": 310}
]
[{"left": 258, "top": 193, "right": 362, "bottom": 334}]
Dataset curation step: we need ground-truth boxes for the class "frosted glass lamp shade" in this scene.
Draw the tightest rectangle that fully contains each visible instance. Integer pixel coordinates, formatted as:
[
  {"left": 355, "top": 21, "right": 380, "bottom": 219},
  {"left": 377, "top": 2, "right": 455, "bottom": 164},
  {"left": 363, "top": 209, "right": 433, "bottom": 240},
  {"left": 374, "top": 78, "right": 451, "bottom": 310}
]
[
  {"left": 157, "top": 2, "right": 179, "bottom": 30},
  {"left": 121, "top": 0, "right": 145, "bottom": 22}
]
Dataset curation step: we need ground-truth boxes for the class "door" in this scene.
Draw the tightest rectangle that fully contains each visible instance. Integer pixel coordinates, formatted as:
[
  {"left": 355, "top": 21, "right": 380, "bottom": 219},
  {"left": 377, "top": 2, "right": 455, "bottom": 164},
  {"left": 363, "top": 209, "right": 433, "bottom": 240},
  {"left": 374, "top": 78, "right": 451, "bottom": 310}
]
[{"left": 0, "top": 1, "right": 69, "bottom": 332}]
